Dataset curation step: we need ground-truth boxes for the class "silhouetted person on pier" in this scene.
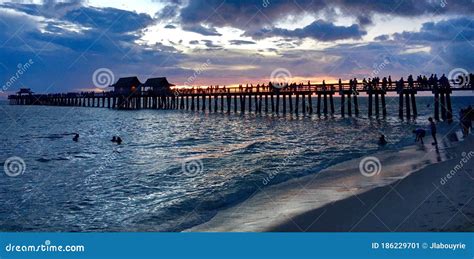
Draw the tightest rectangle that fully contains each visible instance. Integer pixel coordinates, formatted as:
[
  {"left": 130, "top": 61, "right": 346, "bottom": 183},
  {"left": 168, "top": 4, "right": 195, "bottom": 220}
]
[
  {"left": 413, "top": 128, "right": 426, "bottom": 144},
  {"left": 428, "top": 117, "right": 438, "bottom": 146},
  {"left": 382, "top": 77, "right": 388, "bottom": 90},
  {"left": 440, "top": 74, "right": 450, "bottom": 89},
  {"left": 388, "top": 76, "right": 392, "bottom": 88},
  {"left": 407, "top": 75, "right": 414, "bottom": 89},
  {"left": 73, "top": 133, "right": 79, "bottom": 142},
  {"left": 268, "top": 82, "right": 274, "bottom": 92},
  {"left": 428, "top": 74, "right": 434, "bottom": 89},
  {"left": 378, "top": 134, "right": 387, "bottom": 146},
  {"left": 396, "top": 78, "right": 404, "bottom": 93},
  {"left": 373, "top": 77, "right": 379, "bottom": 89},
  {"left": 116, "top": 137, "right": 122, "bottom": 145}
]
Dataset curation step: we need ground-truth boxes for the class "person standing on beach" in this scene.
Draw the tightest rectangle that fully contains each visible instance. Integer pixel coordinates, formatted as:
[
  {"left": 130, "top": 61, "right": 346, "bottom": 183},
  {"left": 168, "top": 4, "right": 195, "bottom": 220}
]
[
  {"left": 460, "top": 108, "right": 472, "bottom": 136},
  {"left": 466, "top": 105, "right": 473, "bottom": 131},
  {"left": 429, "top": 117, "right": 437, "bottom": 145}
]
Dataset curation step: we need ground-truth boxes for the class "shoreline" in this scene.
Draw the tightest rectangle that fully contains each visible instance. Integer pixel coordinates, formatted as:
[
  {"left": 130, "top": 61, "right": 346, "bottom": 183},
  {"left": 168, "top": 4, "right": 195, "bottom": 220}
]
[{"left": 189, "top": 133, "right": 473, "bottom": 232}]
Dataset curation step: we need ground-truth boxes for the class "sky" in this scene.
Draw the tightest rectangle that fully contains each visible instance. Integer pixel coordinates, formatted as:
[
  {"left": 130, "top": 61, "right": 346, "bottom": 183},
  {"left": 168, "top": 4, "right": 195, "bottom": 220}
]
[{"left": 0, "top": 0, "right": 473, "bottom": 95}]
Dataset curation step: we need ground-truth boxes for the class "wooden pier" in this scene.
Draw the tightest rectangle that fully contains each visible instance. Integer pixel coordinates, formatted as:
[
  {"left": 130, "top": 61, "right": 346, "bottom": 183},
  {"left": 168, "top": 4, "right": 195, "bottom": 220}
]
[{"left": 8, "top": 76, "right": 473, "bottom": 121}]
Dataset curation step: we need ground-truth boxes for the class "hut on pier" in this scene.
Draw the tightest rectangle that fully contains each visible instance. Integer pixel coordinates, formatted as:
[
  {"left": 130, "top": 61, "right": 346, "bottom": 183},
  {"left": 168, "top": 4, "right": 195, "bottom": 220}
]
[
  {"left": 142, "top": 77, "right": 175, "bottom": 95},
  {"left": 110, "top": 77, "right": 142, "bottom": 95},
  {"left": 17, "top": 88, "right": 33, "bottom": 96}
]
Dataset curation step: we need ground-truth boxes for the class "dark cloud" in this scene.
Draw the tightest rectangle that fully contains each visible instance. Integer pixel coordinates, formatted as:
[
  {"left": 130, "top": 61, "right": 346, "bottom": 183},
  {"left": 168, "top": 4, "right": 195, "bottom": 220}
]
[
  {"left": 182, "top": 24, "right": 221, "bottom": 36},
  {"left": 392, "top": 17, "right": 474, "bottom": 42},
  {"left": 374, "top": 35, "right": 390, "bottom": 41},
  {"left": 0, "top": 0, "right": 83, "bottom": 18},
  {"left": 64, "top": 7, "right": 154, "bottom": 34},
  {"left": 178, "top": 0, "right": 324, "bottom": 30},
  {"left": 0, "top": 2, "right": 185, "bottom": 93},
  {"left": 247, "top": 20, "right": 366, "bottom": 41},
  {"left": 164, "top": 24, "right": 176, "bottom": 29},
  {"left": 177, "top": 0, "right": 474, "bottom": 32},
  {"left": 155, "top": 3, "right": 180, "bottom": 20},
  {"left": 1, "top": 0, "right": 473, "bottom": 94},
  {"left": 201, "top": 40, "right": 222, "bottom": 49},
  {"left": 229, "top": 40, "right": 256, "bottom": 45},
  {"left": 375, "top": 17, "right": 474, "bottom": 72}
]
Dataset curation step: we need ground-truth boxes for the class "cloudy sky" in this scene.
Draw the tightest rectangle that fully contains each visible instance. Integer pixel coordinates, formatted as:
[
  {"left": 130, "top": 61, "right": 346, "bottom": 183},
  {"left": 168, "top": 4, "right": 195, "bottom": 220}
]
[{"left": 0, "top": 0, "right": 473, "bottom": 95}]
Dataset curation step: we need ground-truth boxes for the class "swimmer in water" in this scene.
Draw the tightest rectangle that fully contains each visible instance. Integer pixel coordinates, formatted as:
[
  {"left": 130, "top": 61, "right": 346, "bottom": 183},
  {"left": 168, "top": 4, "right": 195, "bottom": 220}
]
[
  {"left": 378, "top": 134, "right": 387, "bottom": 145},
  {"left": 116, "top": 137, "right": 122, "bottom": 145},
  {"left": 111, "top": 136, "right": 117, "bottom": 142},
  {"left": 73, "top": 133, "right": 79, "bottom": 142}
]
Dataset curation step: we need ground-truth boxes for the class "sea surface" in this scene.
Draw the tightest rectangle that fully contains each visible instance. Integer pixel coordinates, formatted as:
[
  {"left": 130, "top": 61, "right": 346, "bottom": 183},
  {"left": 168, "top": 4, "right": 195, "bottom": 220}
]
[{"left": 0, "top": 96, "right": 472, "bottom": 231}]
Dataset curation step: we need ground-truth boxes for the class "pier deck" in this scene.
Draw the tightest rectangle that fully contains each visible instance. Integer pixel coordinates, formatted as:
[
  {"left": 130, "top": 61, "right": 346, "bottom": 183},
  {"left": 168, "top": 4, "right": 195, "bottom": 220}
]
[{"left": 8, "top": 79, "right": 473, "bottom": 121}]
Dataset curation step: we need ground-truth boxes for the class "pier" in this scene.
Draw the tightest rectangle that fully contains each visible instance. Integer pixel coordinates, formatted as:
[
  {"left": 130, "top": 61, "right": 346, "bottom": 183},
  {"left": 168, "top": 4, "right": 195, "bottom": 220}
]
[{"left": 8, "top": 75, "right": 473, "bottom": 121}]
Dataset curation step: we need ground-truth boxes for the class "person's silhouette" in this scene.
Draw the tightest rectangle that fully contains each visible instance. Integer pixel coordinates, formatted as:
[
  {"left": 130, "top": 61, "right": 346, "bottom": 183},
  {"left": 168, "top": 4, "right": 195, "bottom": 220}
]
[
  {"left": 428, "top": 117, "right": 438, "bottom": 145},
  {"left": 413, "top": 128, "right": 426, "bottom": 144},
  {"left": 73, "top": 133, "right": 79, "bottom": 142}
]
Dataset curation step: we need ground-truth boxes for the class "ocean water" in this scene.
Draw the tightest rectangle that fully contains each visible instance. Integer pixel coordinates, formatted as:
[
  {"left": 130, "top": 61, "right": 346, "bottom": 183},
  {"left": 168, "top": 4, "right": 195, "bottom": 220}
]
[{"left": 0, "top": 96, "right": 472, "bottom": 232}]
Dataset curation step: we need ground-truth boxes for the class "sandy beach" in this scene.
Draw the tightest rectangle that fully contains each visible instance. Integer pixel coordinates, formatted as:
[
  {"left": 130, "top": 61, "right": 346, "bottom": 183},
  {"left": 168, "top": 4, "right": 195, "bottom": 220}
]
[{"left": 190, "top": 133, "right": 474, "bottom": 232}]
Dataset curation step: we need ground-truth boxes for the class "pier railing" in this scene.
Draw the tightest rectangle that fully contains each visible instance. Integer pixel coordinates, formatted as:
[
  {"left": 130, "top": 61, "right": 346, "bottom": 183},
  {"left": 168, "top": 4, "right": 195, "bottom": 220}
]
[
  {"left": 174, "top": 79, "right": 472, "bottom": 95},
  {"left": 7, "top": 78, "right": 473, "bottom": 121}
]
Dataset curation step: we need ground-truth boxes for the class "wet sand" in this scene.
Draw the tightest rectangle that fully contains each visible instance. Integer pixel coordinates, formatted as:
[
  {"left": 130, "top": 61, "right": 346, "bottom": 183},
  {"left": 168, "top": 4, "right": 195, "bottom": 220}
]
[{"left": 189, "top": 133, "right": 474, "bottom": 232}]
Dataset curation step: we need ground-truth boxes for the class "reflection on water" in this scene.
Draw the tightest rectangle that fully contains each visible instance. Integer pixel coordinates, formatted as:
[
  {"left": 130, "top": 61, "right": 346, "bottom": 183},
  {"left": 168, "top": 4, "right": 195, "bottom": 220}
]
[{"left": 0, "top": 97, "right": 472, "bottom": 231}]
